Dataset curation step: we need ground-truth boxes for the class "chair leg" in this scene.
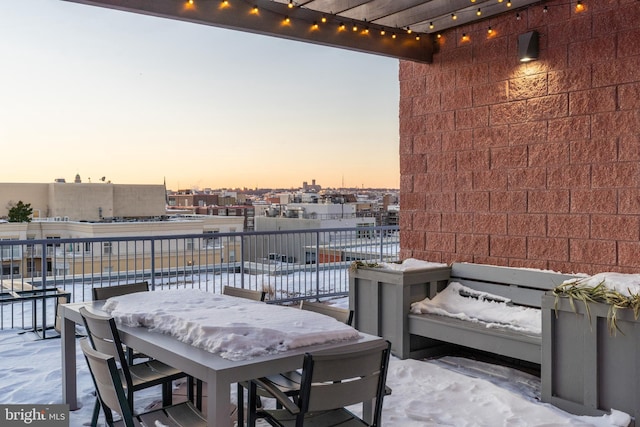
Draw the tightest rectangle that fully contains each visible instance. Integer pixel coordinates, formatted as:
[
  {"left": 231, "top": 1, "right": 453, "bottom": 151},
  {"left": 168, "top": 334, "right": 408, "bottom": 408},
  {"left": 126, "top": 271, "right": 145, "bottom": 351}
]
[
  {"left": 162, "top": 381, "right": 172, "bottom": 407},
  {"left": 196, "top": 379, "right": 203, "bottom": 410},
  {"left": 237, "top": 383, "right": 244, "bottom": 427},
  {"left": 90, "top": 398, "right": 100, "bottom": 427},
  {"left": 187, "top": 376, "right": 194, "bottom": 402},
  {"left": 247, "top": 381, "right": 258, "bottom": 427}
]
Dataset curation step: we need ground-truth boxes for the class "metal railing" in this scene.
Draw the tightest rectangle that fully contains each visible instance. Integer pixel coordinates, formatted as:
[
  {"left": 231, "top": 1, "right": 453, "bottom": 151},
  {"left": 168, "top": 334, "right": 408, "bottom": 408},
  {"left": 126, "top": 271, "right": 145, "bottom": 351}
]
[{"left": 0, "top": 225, "right": 399, "bottom": 334}]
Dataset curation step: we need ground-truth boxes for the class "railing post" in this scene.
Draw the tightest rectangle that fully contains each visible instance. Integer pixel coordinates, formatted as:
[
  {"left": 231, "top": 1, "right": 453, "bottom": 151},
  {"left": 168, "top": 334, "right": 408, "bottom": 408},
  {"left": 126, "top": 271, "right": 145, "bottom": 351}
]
[
  {"left": 379, "top": 227, "right": 384, "bottom": 262},
  {"left": 315, "top": 230, "right": 320, "bottom": 300},
  {"left": 150, "top": 237, "right": 156, "bottom": 291},
  {"left": 240, "top": 234, "right": 245, "bottom": 289}
]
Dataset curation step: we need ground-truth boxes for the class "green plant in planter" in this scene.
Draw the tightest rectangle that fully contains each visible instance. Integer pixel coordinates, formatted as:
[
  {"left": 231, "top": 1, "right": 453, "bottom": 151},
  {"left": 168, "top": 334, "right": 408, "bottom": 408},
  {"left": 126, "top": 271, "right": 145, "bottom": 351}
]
[
  {"left": 349, "top": 261, "right": 381, "bottom": 273},
  {"left": 553, "top": 278, "right": 640, "bottom": 335}
]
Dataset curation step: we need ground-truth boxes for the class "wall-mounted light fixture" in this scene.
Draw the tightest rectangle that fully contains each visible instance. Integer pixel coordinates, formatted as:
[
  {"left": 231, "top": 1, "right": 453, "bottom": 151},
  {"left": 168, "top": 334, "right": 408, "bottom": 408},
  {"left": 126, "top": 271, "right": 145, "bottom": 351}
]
[{"left": 518, "top": 31, "right": 539, "bottom": 62}]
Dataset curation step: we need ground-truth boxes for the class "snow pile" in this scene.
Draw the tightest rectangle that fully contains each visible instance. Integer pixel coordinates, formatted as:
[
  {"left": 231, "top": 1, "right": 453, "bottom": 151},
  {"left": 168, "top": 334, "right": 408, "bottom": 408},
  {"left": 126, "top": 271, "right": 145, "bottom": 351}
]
[
  {"left": 562, "top": 272, "right": 640, "bottom": 297},
  {"left": 103, "top": 289, "right": 359, "bottom": 361},
  {"left": 410, "top": 282, "right": 541, "bottom": 334},
  {"left": 378, "top": 258, "right": 447, "bottom": 271}
]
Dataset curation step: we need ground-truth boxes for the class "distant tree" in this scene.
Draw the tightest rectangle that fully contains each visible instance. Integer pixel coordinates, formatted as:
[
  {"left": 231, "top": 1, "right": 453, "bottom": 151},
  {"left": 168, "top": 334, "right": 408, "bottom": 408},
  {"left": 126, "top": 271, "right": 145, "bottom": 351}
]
[{"left": 8, "top": 201, "right": 33, "bottom": 223}]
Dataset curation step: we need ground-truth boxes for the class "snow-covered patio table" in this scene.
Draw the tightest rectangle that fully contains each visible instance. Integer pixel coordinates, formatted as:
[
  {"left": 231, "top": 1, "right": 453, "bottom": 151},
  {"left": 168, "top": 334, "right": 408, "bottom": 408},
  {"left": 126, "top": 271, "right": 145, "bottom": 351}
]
[{"left": 59, "top": 289, "right": 380, "bottom": 427}]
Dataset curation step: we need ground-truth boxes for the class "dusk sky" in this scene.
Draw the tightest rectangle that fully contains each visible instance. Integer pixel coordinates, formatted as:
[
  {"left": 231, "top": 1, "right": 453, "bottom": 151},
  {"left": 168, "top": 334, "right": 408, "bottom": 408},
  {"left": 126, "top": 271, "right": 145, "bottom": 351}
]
[{"left": 0, "top": 0, "right": 400, "bottom": 191}]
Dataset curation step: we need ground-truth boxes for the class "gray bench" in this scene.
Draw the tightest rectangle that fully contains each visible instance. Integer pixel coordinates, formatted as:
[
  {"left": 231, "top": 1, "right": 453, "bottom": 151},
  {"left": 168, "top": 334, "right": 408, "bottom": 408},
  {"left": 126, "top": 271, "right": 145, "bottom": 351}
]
[{"left": 350, "top": 262, "right": 577, "bottom": 364}]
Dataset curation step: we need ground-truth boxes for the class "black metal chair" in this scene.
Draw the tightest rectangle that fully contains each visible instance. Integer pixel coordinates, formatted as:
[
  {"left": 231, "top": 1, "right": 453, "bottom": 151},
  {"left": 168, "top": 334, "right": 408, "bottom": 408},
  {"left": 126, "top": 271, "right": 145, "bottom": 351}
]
[
  {"left": 80, "top": 337, "right": 206, "bottom": 427},
  {"left": 250, "top": 339, "right": 391, "bottom": 427},
  {"left": 79, "top": 307, "right": 189, "bottom": 427}
]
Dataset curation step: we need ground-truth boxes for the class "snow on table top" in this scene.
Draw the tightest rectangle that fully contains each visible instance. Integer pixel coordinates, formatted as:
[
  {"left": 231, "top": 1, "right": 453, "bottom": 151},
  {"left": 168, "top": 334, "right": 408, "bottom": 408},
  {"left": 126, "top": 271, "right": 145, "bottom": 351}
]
[{"left": 103, "top": 288, "right": 360, "bottom": 361}]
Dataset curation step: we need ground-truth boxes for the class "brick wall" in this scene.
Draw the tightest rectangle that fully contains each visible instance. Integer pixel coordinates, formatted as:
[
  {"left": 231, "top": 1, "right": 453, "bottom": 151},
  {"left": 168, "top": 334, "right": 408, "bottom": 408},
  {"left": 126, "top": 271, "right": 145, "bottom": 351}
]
[{"left": 399, "top": 0, "right": 640, "bottom": 274}]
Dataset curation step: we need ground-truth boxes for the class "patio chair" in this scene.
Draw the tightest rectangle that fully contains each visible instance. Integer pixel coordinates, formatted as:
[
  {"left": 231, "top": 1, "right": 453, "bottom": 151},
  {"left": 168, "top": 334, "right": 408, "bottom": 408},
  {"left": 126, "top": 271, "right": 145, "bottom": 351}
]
[
  {"left": 92, "top": 281, "right": 150, "bottom": 364},
  {"left": 222, "top": 285, "right": 266, "bottom": 301},
  {"left": 80, "top": 338, "right": 206, "bottom": 427},
  {"left": 79, "top": 307, "right": 189, "bottom": 427},
  {"left": 250, "top": 339, "right": 391, "bottom": 427},
  {"left": 238, "top": 301, "right": 354, "bottom": 427}
]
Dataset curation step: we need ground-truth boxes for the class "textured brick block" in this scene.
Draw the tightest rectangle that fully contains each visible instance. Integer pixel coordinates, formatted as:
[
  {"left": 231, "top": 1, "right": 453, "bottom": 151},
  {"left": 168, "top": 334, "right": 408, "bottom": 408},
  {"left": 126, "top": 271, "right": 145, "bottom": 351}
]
[
  {"left": 442, "top": 213, "right": 474, "bottom": 233},
  {"left": 425, "top": 232, "right": 456, "bottom": 252},
  {"left": 424, "top": 112, "right": 456, "bottom": 133},
  {"left": 548, "top": 116, "right": 591, "bottom": 142},
  {"left": 593, "top": 2, "right": 640, "bottom": 36},
  {"left": 457, "top": 150, "right": 490, "bottom": 171},
  {"left": 456, "top": 234, "right": 489, "bottom": 256},
  {"left": 528, "top": 143, "right": 570, "bottom": 167},
  {"left": 490, "top": 191, "right": 527, "bottom": 213},
  {"left": 400, "top": 77, "right": 426, "bottom": 99},
  {"left": 548, "top": 214, "right": 590, "bottom": 239},
  {"left": 618, "top": 189, "right": 640, "bottom": 214},
  {"left": 491, "top": 146, "right": 528, "bottom": 169},
  {"left": 429, "top": 152, "right": 457, "bottom": 173},
  {"left": 593, "top": 55, "right": 640, "bottom": 87},
  {"left": 473, "top": 36, "right": 508, "bottom": 63},
  {"left": 592, "top": 163, "right": 640, "bottom": 188},
  {"left": 413, "top": 133, "right": 442, "bottom": 154},
  {"left": 473, "top": 81, "right": 509, "bottom": 107},
  {"left": 527, "top": 94, "right": 569, "bottom": 120},
  {"left": 528, "top": 190, "right": 571, "bottom": 213},
  {"left": 547, "top": 15, "right": 592, "bottom": 45},
  {"left": 547, "top": 165, "right": 591, "bottom": 189},
  {"left": 509, "top": 74, "right": 548, "bottom": 101},
  {"left": 456, "top": 192, "right": 490, "bottom": 213},
  {"left": 570, "top": 138, "right": 617, "bottom": 164},
  {"left": 399, "top": 98, "right": 413, "bottom": 119},
  {"left": 400, "top": 116, "right": 427, "bottom": 135},
  {"left": 412, "top": 93, "right": 442, "bottom": 115},
  {"left": 548, "top": 67, "right": 592, "bottom": 94},
  {"left": 474, "top": 213, "right": 507, "bottom": 234},
  {"left": 489, "top": 100, "right": 528, "bottom": 126},
  {"left": 425, "top": 193, "right": 456, "bottom": 213},
  {"left": 591, "top": 215, "right": 640, "bottom": 241},
  {"left": 414, "top": 173, "right": 442, "bottom": 193},
  {"left": 490, "top": 235, "right": 527, "bottom": 258},
  {"left": 509, "top": 121, "right": 547, "bottom": 145},
  {"left": 528, "top": 237, "right": 569, "bottom": 261},
  {"left": 403, "top": 230, "right": 426, "bottom": 252},
  {"left": 510, "top": 259, "right": 550, "bottom": 270},
  {"left": 473, "top": 170, "right": 508, "bottom": 191},
  {"left": 507, "top": 168, "right": 546, "bottom": 190},
  {"left": 400, "top": 154, "right": 426, "bottom": 174},
  {"left": 441, "top": 87, "right": 472, "bottom": 111},
  {"left": 400, "top": 175, "right": 413, "bottom": 193},
  {"left": 456, "top": 107, "right": 489, "bottom": 130},
  {"left": 592, "top": 111, "right": 640, "bottom": 139},
  {"left": 474, "top": 126, "right": 509, "bottom": 149},
  {"left": 569, "top": 87, "right": 617, "bottom": 116},
  {"left": 571, "top": 189, "right": 617, "bottom": 213},
  {"left": 619, "top": 82, "right": 640, "bottom": 110},
  {"left": 456, "top": 63, "right": 489, "bottom": 87},
  {"left": 568, "top": 36, "right": 617, "bottom": 68},
  {"left": 401, "top": 192, "right": 426, "bottom": 211},
  {"left": 618, "top": 27, "right": 640, "bottom": 58},
  {"left": 399, "top": 212, "right": 413, "bottom": 230},
  {"left": 570, "top": 239, "right": 617, "bottom": 265},
  {"left": 441, "top": 171, "right": 473, "bottom": 192},
  {"left": 508, "top": 213, "right": 546, "bottom": 237},
  {"left": 619, "top": 134, "right": 640, "bottom": 161},
  {"left": 442, "top": 130, "right": 473, "bottom": 151},
  {"left": 618, "top": 242, "right": 640, "bottom": 268},
  {"left": 399, "top": 135, "right": 413, "bottom": 155},
  {"left": 412, "top": 212, "right": 442, "bottom": 232}
]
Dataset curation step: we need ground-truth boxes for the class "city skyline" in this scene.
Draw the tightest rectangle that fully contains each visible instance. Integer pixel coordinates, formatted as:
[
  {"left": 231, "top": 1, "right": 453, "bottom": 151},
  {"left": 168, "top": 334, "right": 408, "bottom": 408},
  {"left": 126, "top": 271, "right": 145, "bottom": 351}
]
[{"left": 0, "top": 0, "right": 400, "bottom": 190}]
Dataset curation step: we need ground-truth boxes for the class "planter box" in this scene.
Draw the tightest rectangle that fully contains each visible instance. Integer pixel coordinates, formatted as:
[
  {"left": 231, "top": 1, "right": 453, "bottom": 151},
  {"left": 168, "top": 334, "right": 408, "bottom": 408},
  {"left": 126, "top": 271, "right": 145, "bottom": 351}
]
[
  {"left": 542, "top": 293, "right": 640, "bottom": 425},
  {"left": 349, "top": 264, "right": 451, "bottom": 359}
]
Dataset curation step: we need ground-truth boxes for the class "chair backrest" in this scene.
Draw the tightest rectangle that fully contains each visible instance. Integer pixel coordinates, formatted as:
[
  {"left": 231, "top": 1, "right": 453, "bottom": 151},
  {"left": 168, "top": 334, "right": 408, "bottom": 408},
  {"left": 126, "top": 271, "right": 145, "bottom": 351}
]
[
  {"left": 298, "top": 340, "right": 391, "bottom": 426},
  {"left": 300, "top": 301, "right": 354, "bottom": 326},
  {"left": 78, "top": 307, "right": 133, "bottom": 389},
  {"left": 80, "top": 337, "right": 136, "bottom": 427},
  {"left": 92, "top": 281, "right": 149, "bottom": 301},
  {"left": 54, "top": 290, "right": 70, "bottom": 334},
  {"left": 223, "top": 285, "right": 266, "bottom": 301}
]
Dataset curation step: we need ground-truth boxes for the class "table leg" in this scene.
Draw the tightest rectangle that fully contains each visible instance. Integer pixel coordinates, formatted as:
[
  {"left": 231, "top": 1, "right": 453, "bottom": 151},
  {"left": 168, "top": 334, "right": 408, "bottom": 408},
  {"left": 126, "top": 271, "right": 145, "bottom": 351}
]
[
  {"left": 61, "top": 315, "right": 79, "bottom": 410},
  {"left": 207, "top": 376, "right": 232, "bottom": 427}
]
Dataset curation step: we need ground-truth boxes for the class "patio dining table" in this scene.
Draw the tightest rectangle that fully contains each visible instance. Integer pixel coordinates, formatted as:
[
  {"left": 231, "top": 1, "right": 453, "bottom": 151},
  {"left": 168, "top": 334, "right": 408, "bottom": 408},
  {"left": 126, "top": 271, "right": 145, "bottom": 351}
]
[{"left": 60, "top": 293, "right": 383, "bottom": 427}]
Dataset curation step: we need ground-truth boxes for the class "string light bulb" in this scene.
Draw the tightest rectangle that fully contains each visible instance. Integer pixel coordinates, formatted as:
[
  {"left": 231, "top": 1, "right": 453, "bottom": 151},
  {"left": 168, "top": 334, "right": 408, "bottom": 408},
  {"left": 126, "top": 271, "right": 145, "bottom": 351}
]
[
  {"left": 429, "top": 22, "right": 434, "bottom": 30},
  {"left": 251, "top": 5, "right": 258, "bottom": 14},
  {"left": 436, "top": 33, "right": 442, "bottom": 39},
  {"left": 288, "top": 0, "right": 294, "bottom": 8},
  {"left": 284, "top": 16, "right": 290, "bottom": 23},
  {"left": 506, "top": 1, "right": 512, "bottom": 7},
  {"left": 452, "top": 13, "right": 458, "bottom": 20},
  {"left": 392, "top": 33, "right": 397, "bottom": 39},
  {"left": 188, "top": 0, "right": 193, "bottom": 4},
  {"left": 488, "top": 26, "right": 493, "bottom": 34},
  {"left": 477, "top": 8, "right": 482, "bottom": 16},
  {"left": 416, "top": 35, "right": 421, "bottom": 40},
  {"left": 543, "top": 6, "right": 548, "bottom": 13},
  {"left": 312, "top": 22, "right": 318, "bottom": 30},
  {"left": 407, "top": 27, "right": 412, "bottom": 34},
  {"left": 321, "top": 16, "right": 327, "bottom": 23},
  {"left": 352, "top": 24, "right": 358, "bottom": 31},
  {"left": 575, "top": 1, "right": 584, "bottom": 12},
  {"left": 339, "top": 22, "right": 346, "bottom": 31},
  {"left": 220, "top": 0, "right": 229, "bottom": 6},
  {"left": 380, "top": 29, "right": 386, "bottom": 35},
  {"left": 462, "top": 33, "right": 469, "bottom": 41},
  {"left": 516, "top": 12, "right": 521, "bottom": 20}
]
